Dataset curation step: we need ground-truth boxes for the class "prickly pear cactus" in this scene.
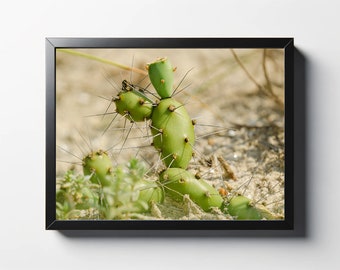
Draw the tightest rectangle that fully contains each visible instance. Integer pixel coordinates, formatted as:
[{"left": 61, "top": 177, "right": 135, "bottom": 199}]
[
  {"left": 134, "top": 180, "right": 164, "bottom": 212},
  {"left": 159, "top": 168, "right": 223, "bottom": 212},
  {"left": 82, "top": 150, "right": 113, "bottom": 186},
  {"left": 146, "top": 57, "right": 174, "bottom": 98},
  {"left": 227, "top": 195, "right": 262, "bottom": 220},
  {"left": 114, "top": 80, "right": 153, "bottom": 122},
  {"left": 150, "top": 98, "right": 195, "bottom": 169}
]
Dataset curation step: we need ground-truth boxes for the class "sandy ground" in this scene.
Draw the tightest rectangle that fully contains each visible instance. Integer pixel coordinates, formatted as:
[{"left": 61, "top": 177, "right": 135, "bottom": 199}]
[{"left": 55, "top": 48, "right": 285, "bottom": 219}]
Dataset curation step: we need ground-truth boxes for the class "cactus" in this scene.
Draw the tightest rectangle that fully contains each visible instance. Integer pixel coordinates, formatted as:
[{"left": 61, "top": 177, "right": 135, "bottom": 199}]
[
  {"left": 114, "top": 80, "right": 153, "bottom": 122},
  {"left": 146, "top": 58, "right": 174, "bottom": 98},
  {"left": 134, "top": 180, "right": 164, "bottom": 212},
  {"left": 159, "top": 168, "right": 223, "bottom": 212},
  {"left": 82, "top": 150, "right": 114, "bottom": 187},
  {"left": 227, "top": 195, "right": 262, "bottom": 220},
  {"left": 147, "top": 58, "right": 195, "bottom": 169},
  {"left": 112, "top": 58, "right": 195, "bottom": 169},
  {"left": 150, "top": 98, "right": 195, "bottom": 168}
]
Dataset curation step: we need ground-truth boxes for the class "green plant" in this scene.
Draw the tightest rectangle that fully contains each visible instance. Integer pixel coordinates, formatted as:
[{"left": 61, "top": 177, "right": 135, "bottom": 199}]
[
  {"left": 150, "top": 97, "right": 195, "bottom": 168},
  {"left": 112, "top": 57, "right": 216, "bottom": 210},
  {"left": 82, "top": 150, "right": 114, "bottom": 186},
  {"left": 56, "top": 155, "right": 164, "bottom": 220},
  {"left": 146, "top": 57, "right": 174, "bottom": 98},
  {"left": 227, "top": 195, "right": 262, "bottom": 220},
  {"left": 114, "top": 80, "right": 153, "bottom": 122},
  {"left": 159, "top": 168, "right": 223, "bottom": 212},
  {"left": 56, "top": 170, "right": 101, "bottom": 220},
  {"left": 146, "top": 58, "right": 196, "bottom": 169}
]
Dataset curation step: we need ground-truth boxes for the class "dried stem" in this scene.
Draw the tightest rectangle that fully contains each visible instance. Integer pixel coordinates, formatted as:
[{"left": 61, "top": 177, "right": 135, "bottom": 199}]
[
  {"left": 231, "top": 49, "right": 284, "bottom": 111},
  {"left": 57, "top": 49, "right": 147, "bottom": 76}
]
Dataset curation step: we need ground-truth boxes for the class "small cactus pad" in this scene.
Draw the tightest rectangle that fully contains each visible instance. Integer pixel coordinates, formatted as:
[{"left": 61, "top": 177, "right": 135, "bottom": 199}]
[
  {"left": 82, "top": 150, "right": 113, "bottom": 186},
  {"left": 134, "top": 180, "right": 164, "bottom": 212},
  {"left": 147, "top": 58, "right": 174, "bottom": 98},
  {"left": 159, "top": 168, "right": 223, "bottom": 211},
  {"left": 114, "top": 91, "right": 153, "bottom": 122},
  {"left": 150, "top": 98, "right": 195, "bottom": 169},
  {"left": 227, "top": 195, "right": 262, "bottom": 220}
]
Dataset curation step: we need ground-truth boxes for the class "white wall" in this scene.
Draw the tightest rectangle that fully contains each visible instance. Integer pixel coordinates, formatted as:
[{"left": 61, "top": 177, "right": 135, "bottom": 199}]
[{"left": 1, "top": 0, "right": 339, "bottom": 269}]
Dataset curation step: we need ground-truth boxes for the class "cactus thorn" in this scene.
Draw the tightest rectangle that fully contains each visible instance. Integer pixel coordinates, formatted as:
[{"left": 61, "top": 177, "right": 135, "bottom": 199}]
[
  {"left": 160, "top": 79, "right": 165, "bottom": 84},
  {"left": 173, "top": 67, "right": 177, "bottom": 72},
  {"left": 192, "top": 119, "right": 197, "bottom": 125},
  {"left": 195, "top": 172, "right": 201, "bottom": 179}
]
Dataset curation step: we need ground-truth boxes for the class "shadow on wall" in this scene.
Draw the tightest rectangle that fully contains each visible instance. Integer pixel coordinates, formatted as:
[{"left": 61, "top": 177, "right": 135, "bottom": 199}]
[{"left": 57, "top": 48, "right": 308, "bottom": 239}]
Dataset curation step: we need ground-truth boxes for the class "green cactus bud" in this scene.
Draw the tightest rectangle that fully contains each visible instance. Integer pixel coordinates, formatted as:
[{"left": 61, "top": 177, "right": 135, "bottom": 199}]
[
  {"left": 147, "top": 58, "right": 174, "bottom": 98},
  {"left": 160, "top": 168, "right": 223, "bottom": 212},
  {"left": 227, "top": 195, "right": 262, "bottom": 220},
  {"left": 150, "top": 98, "right": 195, "bottom": 169},
  {"left": 114, "top": 90, "right": 153, "bottom": 122},
  {"left": 82, "top": 150, "right": 113, "bottom": 186}
]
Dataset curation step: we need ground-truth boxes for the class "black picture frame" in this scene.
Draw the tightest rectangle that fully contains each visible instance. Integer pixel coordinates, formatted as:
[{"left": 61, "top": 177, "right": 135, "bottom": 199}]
[{"left": 46, "top": 37, "right": 301, "bottom": 234}]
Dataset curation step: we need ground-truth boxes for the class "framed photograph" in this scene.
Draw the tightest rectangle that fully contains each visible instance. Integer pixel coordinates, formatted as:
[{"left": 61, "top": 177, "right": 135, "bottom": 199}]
[{"left": 46, "top": 38, "right": 296, "bottom": 232}]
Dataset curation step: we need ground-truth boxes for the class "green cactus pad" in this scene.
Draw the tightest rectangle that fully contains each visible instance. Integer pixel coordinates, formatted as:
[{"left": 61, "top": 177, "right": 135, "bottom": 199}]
[
  {"left": 133, "top": 180, "right": 164, "bottom": 212},
  {"left": 114, "top": 91, "right": 153, "bottom": 122},
  {"left": 150, "top": 98, "right": 195, "bottom": 169},
  {"left": 227, "top": 195, "right": 262, "bottom": 220},
  {"left": 147, "top": 58, "right": 174, "bottom": 98},
  {"left": 160, "top": 168, "right": 223, "bottom": 212},
  {"left": 82, "top": 150, "right": 113, "bottom": 186}
]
